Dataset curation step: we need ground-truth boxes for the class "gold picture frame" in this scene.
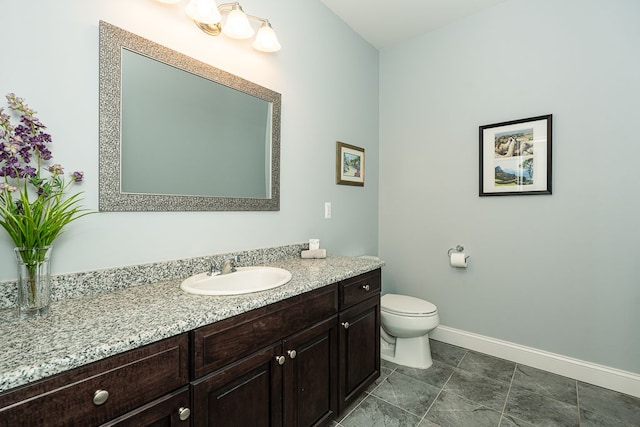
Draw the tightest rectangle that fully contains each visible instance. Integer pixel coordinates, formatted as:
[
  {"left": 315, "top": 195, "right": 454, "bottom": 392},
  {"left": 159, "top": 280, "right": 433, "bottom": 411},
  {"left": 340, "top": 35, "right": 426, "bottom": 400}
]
[{"left": 336, "top": 141, "right": 365, "bottom": 186}]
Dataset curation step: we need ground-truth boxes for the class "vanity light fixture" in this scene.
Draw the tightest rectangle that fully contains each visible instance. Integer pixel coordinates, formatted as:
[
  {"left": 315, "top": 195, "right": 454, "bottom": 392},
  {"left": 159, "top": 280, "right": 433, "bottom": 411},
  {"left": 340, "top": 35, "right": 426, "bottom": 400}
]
[{"left": 160, "top": 0, "right": 281, "bottom": 52}]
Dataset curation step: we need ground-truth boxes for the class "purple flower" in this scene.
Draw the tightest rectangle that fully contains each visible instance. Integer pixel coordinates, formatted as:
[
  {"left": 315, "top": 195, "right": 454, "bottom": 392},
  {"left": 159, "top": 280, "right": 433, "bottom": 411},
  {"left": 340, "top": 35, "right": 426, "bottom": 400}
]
[
  {"left": 23, "top": 165, "right": 36, "bottom": 177},
  {"left": 71, "top": 171, "right": 84, "bottom": 182},
  {"left": 47, "top": 164, "right": 64, "bottom": 175},
  {"left": 0, "top": 93, "right": 92, "bottom": 249},
  {"left": 0, "top": 166, "right": 15, "bottom": 178},
  {"left": 36, "top": 186, "right": 51, "bottom": 197}
]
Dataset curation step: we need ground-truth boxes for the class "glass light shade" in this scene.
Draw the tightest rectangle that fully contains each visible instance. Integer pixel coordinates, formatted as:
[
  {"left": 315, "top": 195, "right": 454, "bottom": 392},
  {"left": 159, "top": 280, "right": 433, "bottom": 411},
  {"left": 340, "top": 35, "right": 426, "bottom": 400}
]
[
  {"left": 222, "top": 8, "right": 255, "bottom": 39},
  {"left": 155, "top": 0, "right": 182, "bottom": 4},
  {"left": 185, "top": 0, "right": 221, "bottom": 24},
  {"left": 253, "top": 23, "right": 281, "bottom": 52}
]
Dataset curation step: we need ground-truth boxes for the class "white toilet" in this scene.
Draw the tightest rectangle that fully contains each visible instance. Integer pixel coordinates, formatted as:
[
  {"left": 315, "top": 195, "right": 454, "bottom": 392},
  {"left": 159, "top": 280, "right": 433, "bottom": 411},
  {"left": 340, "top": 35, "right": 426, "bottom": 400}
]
[{"left": 380, "top": 294, "right": 439, "bottom": 369}]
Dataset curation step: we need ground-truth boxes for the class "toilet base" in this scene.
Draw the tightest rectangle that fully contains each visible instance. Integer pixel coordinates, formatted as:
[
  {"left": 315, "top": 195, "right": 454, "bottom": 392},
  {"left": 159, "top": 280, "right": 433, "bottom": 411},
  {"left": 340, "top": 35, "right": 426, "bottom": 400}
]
[{"left": 381, "top": 334, "right": 433, "bottom": 369}]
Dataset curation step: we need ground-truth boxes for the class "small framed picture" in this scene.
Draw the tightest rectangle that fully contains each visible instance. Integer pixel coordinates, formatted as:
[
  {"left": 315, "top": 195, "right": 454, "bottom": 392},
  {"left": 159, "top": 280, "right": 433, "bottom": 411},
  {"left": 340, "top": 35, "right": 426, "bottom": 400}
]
[
  {"left": 479, "top": 114, "right": 552, "bottom": 196},
  {"left": 336, "top": 141, "right": 365, "bottom": 186}
]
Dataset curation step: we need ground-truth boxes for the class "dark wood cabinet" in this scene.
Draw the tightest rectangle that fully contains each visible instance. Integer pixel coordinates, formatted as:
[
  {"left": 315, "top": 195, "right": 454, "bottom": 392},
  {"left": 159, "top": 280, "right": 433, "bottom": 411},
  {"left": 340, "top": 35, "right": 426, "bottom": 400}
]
[
  {"left": 0, "top": 334, "right": 189, "bottom": 427},
  {"left": 338, "top": 268, "right": 381, "bottom": 309},
  {"left": 101, "top": 386, "right": 191, "bottom": 427},
  {"left": 337, "top": 269, "right": 381, "bottom": 413},
  {"left": 191, "top": 284, "right": 338, "bottom": 379},
  {"left": 338, "top": 295, "right": 380, "bottom": 411},
  {"left": 192, "top": 343, "right": 284, "bottom": 427},
  {"left": 0, "top": 268, "right": 381, "bottom": 427},
  {"left": 192, "top": 317, "right": 338, "bottom": 427},
  {"left": 283, "top": 316, "right": 338, "bottom": 427},
  {"left": 190, "top": 285, "right": 339, "bottom": 427}
]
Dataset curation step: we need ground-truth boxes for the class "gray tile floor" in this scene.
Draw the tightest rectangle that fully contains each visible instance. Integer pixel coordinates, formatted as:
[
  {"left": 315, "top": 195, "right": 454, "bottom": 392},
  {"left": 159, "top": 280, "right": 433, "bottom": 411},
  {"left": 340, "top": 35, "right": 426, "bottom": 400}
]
[{"left": 333, "top": 340, "right": 640, "bottom": 427}]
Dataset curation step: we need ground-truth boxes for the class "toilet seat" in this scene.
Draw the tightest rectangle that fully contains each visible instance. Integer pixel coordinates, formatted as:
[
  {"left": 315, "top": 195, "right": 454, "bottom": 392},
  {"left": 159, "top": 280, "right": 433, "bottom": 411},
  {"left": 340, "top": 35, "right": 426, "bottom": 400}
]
[{"left": 381, "top": 294, "right": 437, "bottom": 317}]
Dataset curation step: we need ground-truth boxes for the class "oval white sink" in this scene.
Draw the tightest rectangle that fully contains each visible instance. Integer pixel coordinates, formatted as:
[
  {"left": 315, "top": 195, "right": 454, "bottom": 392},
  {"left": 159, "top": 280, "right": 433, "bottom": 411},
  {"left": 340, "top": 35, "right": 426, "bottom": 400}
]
[{"left": 180, "top": 266, "right": 292, "bottom": 296}]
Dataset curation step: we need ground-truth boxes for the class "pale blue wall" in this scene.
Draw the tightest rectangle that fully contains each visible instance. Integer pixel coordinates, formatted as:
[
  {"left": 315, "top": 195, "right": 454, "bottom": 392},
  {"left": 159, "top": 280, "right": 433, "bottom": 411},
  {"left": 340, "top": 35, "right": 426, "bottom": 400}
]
[
  {"left": 4, "top": 0, "right": 637, "bottom": 379},
  {"left": 379, "top": 0, "right": 640, "bottom": 373},
  {"left": 0, "top": 0, "right": 379, "bottom": 278}
]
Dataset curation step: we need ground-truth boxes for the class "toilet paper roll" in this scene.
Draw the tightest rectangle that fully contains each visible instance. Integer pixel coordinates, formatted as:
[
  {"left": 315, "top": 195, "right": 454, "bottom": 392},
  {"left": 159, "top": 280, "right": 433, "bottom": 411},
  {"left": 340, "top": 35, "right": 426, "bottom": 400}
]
[{"left": 450, "top": 252, "right": 468, "bottom": 268}]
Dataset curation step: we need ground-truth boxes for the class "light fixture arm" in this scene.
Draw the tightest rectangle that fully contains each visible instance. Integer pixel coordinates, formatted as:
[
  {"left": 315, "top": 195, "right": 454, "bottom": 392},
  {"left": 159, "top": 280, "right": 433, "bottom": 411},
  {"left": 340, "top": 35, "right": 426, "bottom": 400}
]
[
  {"left": 244, "top": 14, "right": 270, "bottom": 25},
  {"left": 217, "top": 3, "right": 271, "bottom": 28},
  {"left": 192, "top": 2, "right": 271, "bottom": 36},
  {"left": 176, "top": 0, "right": 281, "bottom": 51},
  {"left": 194, "top": 21, "right": 223, "bottom": 36},
  {"left": 216, "top": 2, "right": 239, "bottom": 11}
]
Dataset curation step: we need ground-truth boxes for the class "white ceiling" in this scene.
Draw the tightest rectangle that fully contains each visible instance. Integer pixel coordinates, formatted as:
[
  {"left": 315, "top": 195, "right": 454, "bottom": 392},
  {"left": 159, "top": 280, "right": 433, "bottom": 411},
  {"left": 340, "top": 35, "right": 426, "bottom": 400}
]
[{"left": 319, "top": 0, "right": 509, "bottom": 49}]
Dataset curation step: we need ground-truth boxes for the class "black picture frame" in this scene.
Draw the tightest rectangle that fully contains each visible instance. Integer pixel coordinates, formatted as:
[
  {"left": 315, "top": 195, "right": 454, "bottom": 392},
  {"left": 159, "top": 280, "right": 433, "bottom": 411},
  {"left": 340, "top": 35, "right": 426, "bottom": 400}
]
[{"left": 479, "top": 114, "right": 552, "bottom": 196}]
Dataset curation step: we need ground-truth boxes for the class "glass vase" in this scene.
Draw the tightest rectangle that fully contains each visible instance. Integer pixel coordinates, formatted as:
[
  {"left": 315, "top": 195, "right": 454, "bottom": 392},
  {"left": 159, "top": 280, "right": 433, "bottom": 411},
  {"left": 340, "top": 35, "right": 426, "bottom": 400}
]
[{"left": 15, "top": 246, "right": 53, "bottom": 319}]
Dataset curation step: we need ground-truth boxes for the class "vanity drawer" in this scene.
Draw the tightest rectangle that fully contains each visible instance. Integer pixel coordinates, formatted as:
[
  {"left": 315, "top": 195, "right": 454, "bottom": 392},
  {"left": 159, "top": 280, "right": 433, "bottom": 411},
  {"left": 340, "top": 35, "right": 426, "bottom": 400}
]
[
  {"left": 192, "top": 284, "right": 338, "bottom": 377},
  {"left": 0, "top": 334, "right": 189, "bottom": 427},
  {"left": 339, "top": 269, "right": 381, "bottom": 309}
]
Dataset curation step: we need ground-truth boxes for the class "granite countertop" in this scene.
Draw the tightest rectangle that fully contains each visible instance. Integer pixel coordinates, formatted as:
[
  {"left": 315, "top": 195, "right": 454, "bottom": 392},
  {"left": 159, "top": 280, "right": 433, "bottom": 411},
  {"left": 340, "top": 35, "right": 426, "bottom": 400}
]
[{"left": 0, "top": 255, "right": 383, "bottom": 393}]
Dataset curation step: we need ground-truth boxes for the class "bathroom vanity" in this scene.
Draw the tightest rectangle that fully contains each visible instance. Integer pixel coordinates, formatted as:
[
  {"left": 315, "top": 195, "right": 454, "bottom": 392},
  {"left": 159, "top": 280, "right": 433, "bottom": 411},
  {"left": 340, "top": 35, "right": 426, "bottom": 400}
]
[{"left": 0, "top": 255, "right": 381, "bottom": 426}]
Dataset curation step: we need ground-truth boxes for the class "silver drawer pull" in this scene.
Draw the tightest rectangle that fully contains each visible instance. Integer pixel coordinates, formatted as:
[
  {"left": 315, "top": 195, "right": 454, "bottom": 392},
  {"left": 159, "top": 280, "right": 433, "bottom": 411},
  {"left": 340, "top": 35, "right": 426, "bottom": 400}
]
[
  {"left": 276, "top": 355, "right": 286, "bottom": 365},
  {"left": 342, "top": 322, "right": 350, "bottom": 329},
  {"left": 178, "top": 407, "right": 191, "bottom": 421},
  {"left": 287, "top": 350, "right": 297, "bottom": 359},
  {"left": 93, "top": 389, "right": 109, "bottom": 406},
  {"left": 362, "top": 284, "right": 370, "bottom": 291}
]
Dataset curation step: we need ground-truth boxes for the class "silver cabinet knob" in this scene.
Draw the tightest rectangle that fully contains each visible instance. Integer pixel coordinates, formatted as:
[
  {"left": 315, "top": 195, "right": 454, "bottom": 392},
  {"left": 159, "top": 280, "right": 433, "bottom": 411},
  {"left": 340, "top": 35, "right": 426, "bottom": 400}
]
[
  {"left": 341, "top": 322, "right": 350, "bottom": 329},
  {"left": 276, "top": 355, "right": 286, "bottom": 365},
  {"left": 287, "top": 350, "right": 297, "bottom": 359},
  {"left": 362, "top": 284, "right": 370, "bottom": 291},
  {"left": 178, "top": 407, "right": 191, "bottom": 421},
  {"left": 93, "top": 389, "right": 109, "bottom": 406}
]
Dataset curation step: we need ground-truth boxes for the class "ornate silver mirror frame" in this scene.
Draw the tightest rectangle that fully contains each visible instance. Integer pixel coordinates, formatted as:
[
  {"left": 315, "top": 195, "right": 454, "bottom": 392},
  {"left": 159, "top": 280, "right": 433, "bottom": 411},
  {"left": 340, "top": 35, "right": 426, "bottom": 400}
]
[{"left": 98, "top": 21, "right": 281, "bottom": 211}]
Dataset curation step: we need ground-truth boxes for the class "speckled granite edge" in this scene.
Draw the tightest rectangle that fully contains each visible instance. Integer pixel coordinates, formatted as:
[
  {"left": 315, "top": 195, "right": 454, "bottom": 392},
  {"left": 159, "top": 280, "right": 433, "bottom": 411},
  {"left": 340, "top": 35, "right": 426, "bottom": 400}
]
[
  {"left": 0, "top": 243, "right": 307, "bottom": 310},
  {"left": 0, "top": 252, "right": 384, "bottom": 393}
]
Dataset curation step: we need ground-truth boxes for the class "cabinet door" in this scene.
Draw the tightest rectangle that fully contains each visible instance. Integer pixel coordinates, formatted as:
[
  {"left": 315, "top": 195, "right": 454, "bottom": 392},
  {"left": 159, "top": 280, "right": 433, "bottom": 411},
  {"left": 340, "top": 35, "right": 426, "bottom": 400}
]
[
  {"left": 0, "top": 334, "right": 189, "bottom": 427},
  {"left": 100, "top": 387, "right": 191, "bottom": 427},
  {"left": 338, "top": 295, "right": 380, "bottom": 412},
  {"left": 192, "top": 285, "right": 338, "bottom": 378},
  {"left": 191, "top": 343, "right": 283, "bottom": 427},
  {"left": 283, "top": 316, "right": 338, "bottom": 427}
]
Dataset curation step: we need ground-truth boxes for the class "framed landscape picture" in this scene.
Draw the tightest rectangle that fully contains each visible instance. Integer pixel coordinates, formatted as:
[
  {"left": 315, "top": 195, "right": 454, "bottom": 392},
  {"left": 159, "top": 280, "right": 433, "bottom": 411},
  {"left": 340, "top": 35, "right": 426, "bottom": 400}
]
[
  {"left": 336, "top": 141, "right": 365, "bottom": 186},
  {"left": 479, "top": 114, "right": 552, "bottom": 196}
]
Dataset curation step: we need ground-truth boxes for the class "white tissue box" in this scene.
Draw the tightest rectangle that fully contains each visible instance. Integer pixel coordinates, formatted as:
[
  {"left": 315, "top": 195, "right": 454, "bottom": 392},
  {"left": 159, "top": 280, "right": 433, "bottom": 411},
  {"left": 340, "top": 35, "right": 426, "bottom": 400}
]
[{"left": 301, "top": 249, "right": 326, "bottom": 259}]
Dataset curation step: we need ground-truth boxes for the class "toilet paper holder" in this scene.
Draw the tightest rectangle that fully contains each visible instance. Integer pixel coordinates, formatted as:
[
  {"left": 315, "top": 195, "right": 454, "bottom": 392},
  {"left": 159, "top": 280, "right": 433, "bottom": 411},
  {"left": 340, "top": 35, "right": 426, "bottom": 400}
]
[{"left": 447, "top": 245, "right": 469, "bottom": 261}]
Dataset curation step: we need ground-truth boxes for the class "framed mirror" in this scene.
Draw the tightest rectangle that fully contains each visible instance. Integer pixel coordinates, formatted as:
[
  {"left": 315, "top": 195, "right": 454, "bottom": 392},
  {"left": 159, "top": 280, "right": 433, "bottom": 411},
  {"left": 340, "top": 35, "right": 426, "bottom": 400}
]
[{"left": 99, "top": 21, "right": 281, "bottom": 211}]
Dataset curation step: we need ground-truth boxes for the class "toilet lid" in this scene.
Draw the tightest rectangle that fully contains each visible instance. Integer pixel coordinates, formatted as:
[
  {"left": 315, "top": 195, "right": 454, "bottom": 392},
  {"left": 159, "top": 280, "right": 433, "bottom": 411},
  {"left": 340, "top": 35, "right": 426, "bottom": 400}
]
[{"left": 381, "top": 294, "right": 437, "bottom": 316}]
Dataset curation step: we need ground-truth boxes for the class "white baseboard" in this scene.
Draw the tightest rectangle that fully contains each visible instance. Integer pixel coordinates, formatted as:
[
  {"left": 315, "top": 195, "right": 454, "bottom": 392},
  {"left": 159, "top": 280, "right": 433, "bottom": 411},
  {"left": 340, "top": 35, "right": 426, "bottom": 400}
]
[{"left": 430, "top": 325, "right": 640, "bottom": 398}]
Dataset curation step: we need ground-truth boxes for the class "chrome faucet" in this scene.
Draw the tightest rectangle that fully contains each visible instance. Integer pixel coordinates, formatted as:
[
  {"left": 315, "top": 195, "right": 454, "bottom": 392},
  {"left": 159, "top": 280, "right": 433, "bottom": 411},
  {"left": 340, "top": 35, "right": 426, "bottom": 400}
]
[
  {"left": 220, "top": 255, "right": 240, "bottom": 275},
  {"left": 207, "top": 259, "right": 221, "bottom": 276}
]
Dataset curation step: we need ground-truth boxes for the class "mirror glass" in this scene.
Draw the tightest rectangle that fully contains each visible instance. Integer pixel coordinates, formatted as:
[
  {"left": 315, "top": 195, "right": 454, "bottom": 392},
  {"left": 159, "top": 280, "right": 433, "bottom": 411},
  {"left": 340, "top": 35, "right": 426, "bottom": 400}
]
[{"left": 99, "top": 21, "right": 281, "bottom": 211}]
